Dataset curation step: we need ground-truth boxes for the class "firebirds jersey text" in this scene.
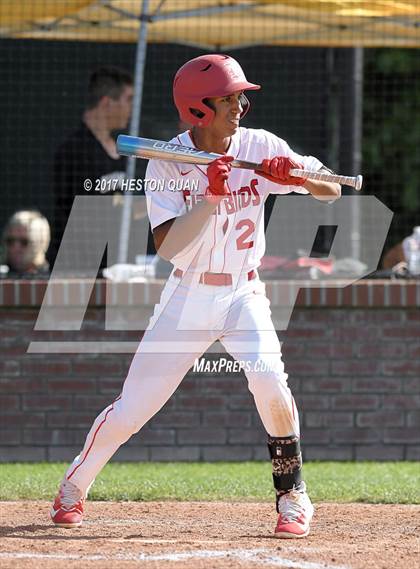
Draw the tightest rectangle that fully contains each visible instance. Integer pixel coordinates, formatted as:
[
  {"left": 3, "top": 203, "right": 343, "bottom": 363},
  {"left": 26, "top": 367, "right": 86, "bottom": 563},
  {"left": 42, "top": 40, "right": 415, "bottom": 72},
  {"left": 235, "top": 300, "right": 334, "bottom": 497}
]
[{"left": 183, "top": 178, "right": 261, "bottom": 215}]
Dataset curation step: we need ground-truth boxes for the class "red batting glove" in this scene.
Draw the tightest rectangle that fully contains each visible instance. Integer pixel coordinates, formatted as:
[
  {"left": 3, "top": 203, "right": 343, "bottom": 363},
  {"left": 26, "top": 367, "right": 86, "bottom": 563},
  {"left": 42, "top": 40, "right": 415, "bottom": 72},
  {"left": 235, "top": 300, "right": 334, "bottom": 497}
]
[
  {"left": 255, "top": 156, "right": 307, "bottom": 186},
  {"left": 205, "top": 155, "right": 234, "bottom": 203}
]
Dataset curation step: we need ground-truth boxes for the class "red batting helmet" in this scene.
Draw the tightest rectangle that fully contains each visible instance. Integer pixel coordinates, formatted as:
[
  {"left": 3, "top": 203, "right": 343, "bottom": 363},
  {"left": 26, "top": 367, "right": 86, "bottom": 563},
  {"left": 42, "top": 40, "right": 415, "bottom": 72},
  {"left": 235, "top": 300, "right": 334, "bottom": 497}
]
[{"left": 173, "top": 54, "right": 261, "bottom": 127}]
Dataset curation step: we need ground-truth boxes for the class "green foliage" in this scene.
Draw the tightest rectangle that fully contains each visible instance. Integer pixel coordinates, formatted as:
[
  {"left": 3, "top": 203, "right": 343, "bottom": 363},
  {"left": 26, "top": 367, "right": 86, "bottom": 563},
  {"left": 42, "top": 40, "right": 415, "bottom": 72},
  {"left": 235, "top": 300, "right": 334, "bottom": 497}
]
[
  {"left": 0, "top": 462, "right": 419, "bottom": 504},
  {"left": 363, "top": 49, "right": 420, "bottom": 215}
]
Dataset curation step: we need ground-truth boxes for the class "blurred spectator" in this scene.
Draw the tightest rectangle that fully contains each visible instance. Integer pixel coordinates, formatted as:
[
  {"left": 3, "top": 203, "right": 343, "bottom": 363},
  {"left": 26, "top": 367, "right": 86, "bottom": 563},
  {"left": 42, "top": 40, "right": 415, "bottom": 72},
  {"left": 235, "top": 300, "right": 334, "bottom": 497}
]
[
  {"left": 52, "top": 66, "right": 134, "bottom": 264},
  {"left": 383, "top": 226, "right": 420, "bottom": 277},
  {"left": 382, "top": 241, "right": 405, "bottom": 270},
  {"left": 0, "top": 211, "right": 50, "bottom": 279}
]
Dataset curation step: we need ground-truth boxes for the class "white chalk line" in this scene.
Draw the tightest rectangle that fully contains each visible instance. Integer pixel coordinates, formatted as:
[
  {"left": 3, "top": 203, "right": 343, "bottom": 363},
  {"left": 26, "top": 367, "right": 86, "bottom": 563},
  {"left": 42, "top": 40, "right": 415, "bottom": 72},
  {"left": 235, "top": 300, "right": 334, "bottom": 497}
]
[
  {"left": 0, "top": 549, "right": 349, "bottom": 569},
  {"left": 83, "top": 519, "right": 168, "bottom": 526},
  {"left": 109, "top": 538, "right": 235, "bottom": 544}
]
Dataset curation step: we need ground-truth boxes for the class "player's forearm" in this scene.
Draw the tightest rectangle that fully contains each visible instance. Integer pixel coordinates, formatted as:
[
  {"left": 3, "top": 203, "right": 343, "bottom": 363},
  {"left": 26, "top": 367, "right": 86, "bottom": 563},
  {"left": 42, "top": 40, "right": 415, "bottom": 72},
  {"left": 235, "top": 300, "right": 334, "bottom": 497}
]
[
  {"left": 303, "top": 179, "right": 341, "bottom": 202},
  {"left": 154, "top": 199, "right": 218, "bottom": 261}
]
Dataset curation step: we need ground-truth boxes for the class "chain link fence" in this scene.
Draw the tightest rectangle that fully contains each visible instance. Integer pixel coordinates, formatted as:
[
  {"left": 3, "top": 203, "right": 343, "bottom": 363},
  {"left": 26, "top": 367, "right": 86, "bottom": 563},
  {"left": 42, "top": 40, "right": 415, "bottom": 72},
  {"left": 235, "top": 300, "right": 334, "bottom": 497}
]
[{"left": 1, "top": 2, "right": 418, "bottom": 275}]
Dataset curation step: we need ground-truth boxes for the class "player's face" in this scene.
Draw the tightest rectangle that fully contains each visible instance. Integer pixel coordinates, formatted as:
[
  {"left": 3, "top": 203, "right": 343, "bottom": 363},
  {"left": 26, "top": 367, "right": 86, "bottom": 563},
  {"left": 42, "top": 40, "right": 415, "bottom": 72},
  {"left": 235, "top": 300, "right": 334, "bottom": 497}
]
[
  {"left": 5, "top": 226, "right": 31, "bottom": 272},
  {"left": 208, "top": 91, "right": 244, "bottom": 137},
  {"left": 108, "top": 85, "right": 134, "bottom": 130}
]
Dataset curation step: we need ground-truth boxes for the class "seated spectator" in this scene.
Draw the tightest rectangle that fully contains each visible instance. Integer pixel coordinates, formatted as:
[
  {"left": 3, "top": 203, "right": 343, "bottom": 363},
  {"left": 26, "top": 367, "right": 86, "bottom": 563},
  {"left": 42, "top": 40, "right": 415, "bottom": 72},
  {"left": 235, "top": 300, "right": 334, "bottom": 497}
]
[
  {"left": 382, "top": 241, "right": 405, "bottom": 270},
  {"left": 0, "top": 211, "right": 50, "bottom": 278}
]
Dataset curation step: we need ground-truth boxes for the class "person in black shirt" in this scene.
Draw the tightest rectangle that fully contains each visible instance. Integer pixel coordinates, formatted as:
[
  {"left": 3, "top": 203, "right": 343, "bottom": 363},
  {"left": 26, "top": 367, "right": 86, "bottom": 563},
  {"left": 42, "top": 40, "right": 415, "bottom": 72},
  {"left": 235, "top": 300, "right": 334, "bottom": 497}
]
[{"left": 52, "top": 67, "right": 134, "bottom": 268}]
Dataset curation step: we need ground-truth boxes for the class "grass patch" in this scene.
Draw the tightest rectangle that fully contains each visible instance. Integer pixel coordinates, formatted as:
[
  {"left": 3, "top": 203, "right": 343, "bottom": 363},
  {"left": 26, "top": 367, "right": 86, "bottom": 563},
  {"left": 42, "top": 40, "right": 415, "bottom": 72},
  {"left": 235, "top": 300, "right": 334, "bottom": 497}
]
[{"left": 0, "top": 462, "right": 418, "bottom": 504}]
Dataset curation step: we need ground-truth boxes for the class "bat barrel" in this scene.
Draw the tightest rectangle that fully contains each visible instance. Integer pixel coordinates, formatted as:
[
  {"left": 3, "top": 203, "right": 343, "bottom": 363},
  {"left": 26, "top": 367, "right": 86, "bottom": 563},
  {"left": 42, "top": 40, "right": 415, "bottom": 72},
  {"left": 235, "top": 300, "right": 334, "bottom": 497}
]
[
  {"left": 117, "top": 135, "right": 143, "bottom": 157},
  {"left": 117, "top": 135, "right": 221, "bottom": 166}
]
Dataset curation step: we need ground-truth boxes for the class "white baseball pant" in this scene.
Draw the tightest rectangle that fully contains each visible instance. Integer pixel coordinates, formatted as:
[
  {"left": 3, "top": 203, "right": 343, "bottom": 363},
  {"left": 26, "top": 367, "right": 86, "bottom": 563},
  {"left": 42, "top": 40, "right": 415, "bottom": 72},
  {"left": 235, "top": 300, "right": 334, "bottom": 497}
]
[{"left": 66, "top": 272, "right": 299, "bottom": 494}]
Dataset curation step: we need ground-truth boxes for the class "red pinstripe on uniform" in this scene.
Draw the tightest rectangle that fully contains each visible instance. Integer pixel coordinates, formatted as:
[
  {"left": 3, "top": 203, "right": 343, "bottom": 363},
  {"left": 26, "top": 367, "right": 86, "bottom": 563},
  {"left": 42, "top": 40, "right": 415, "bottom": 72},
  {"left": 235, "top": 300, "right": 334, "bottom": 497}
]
[{"left": 67, "top": 395, "right": 122, "bottom": 481}]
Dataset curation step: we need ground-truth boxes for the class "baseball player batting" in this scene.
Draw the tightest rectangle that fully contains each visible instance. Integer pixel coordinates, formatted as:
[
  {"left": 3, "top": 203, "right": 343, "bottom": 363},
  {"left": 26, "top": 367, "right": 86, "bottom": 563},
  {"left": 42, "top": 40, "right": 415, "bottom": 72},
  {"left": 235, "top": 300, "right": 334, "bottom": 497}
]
[{"left": 51, "top": 54, "right": 341, "bottom": 538}]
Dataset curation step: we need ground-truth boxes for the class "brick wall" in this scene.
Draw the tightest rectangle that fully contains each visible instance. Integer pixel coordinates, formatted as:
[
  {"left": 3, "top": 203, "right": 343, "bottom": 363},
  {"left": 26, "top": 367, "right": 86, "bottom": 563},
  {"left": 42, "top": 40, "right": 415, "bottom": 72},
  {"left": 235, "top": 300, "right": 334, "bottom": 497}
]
[{"left": 0, "top": 279, "right": 419, "bottom": 462}]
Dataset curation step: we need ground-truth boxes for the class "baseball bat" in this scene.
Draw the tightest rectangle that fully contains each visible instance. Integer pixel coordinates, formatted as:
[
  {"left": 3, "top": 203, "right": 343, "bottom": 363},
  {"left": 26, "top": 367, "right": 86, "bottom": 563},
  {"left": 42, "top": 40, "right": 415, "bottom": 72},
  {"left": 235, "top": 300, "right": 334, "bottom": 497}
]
[{"left": 117, "top": 135, "right": 363, "bottom": 191}]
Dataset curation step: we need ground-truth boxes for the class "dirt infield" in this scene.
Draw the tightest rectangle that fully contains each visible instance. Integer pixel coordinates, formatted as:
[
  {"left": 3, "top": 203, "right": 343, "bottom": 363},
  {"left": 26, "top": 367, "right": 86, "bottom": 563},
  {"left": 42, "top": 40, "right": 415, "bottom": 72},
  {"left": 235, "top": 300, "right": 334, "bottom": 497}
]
[{"left": 0, "top": 501, "right": 418, "bottom": 569}]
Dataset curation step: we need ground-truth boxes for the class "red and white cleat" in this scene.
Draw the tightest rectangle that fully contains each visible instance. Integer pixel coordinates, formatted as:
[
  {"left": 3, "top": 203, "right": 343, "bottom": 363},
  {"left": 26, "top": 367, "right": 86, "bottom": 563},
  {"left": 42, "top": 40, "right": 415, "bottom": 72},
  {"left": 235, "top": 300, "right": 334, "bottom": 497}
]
[
  {"left": 274, "top": 483, "right": 314, "bottom": 538},
  {"left": 50, "top": 479, "right": 84, "bottom": 528}
]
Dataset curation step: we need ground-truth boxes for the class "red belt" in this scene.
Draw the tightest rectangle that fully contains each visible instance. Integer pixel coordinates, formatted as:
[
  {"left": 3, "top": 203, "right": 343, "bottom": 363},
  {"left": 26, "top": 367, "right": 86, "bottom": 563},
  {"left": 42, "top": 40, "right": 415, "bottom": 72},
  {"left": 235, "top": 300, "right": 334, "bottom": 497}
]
[{"left": 173, "top": 268, "right": 256, "bottom": 286}]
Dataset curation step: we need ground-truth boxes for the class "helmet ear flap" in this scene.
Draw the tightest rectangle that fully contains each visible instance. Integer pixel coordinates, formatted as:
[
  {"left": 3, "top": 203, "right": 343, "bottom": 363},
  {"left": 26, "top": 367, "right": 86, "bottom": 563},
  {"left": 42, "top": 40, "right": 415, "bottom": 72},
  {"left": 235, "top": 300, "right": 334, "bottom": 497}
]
[
  {"left": 189, "top": 107, "right": 205, "bottom": 119},
  {"left": 188, "top": 98, "right": 215, "bottom": 126},
  {"left": 190, "top": 97, "right": 214, "bottom": 118}
]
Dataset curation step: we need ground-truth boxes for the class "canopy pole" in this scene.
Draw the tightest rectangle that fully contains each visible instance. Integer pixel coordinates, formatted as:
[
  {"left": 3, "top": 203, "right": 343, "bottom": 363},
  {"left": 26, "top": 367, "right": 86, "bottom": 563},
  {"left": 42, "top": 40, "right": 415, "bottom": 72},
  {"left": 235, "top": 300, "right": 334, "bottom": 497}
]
[
  {"left": 117, "top": 0, "right": 150, "bottom": 264},
  {"left": 350, "top": 47, "right": 364, "bottom": 261}
]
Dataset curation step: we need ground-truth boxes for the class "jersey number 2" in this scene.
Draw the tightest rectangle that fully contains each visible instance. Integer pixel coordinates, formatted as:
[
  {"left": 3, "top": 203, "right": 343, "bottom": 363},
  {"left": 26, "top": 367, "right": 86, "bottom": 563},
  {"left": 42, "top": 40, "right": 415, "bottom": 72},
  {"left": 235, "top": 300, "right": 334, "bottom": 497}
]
[{"left": 236, "top": 219, "right": 255, "bottom": 250}]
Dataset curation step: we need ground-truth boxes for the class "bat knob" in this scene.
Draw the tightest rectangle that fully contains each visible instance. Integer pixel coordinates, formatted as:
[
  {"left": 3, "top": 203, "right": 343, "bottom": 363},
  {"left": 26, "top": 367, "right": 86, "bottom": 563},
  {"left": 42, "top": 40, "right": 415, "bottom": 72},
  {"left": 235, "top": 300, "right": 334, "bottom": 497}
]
[{"left": 355, "top": 175, "right": 363, "bottom": 191}]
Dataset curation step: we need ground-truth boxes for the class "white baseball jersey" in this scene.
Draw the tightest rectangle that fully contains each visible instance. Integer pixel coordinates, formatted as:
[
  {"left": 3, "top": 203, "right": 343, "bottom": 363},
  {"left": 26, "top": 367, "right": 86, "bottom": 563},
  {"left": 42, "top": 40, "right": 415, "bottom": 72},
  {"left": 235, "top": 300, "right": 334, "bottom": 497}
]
[{"left": 145, "top": 128, "right": 322, "bottom": 274}]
